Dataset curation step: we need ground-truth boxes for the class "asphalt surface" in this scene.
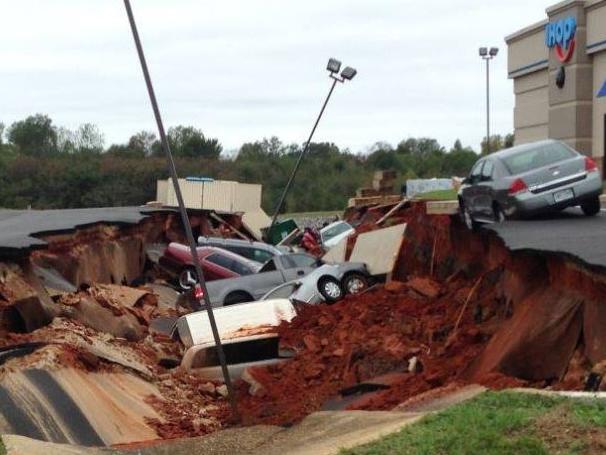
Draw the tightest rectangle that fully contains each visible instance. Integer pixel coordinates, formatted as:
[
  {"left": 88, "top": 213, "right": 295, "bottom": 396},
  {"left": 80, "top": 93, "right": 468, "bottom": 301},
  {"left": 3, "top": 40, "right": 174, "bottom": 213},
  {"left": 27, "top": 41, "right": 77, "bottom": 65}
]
[
  {"left": 485, "top": 208, "right": 606, "bottom": 269},
  {"left": 0, "top": 206, "right": 173, "bottom": 256}
]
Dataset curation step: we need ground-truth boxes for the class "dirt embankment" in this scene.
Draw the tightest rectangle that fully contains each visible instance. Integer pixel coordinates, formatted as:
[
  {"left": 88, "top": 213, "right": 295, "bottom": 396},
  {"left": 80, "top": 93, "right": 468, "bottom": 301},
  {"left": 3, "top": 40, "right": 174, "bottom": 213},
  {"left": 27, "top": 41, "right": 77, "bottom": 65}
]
[{"left": 236, "top": 202, "right": 606, "bottom": 426}]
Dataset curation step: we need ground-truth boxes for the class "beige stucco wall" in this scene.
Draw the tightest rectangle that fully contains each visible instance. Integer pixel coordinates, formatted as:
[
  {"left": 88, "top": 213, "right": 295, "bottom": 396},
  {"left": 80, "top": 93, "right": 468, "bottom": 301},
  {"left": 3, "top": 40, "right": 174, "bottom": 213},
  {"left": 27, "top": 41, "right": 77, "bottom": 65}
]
[
  {"left": 587, "top": 0, "right": 606, "bottom": 47},
  {"left": 512, "top": 70, "right": 549, "bottom": 145}
]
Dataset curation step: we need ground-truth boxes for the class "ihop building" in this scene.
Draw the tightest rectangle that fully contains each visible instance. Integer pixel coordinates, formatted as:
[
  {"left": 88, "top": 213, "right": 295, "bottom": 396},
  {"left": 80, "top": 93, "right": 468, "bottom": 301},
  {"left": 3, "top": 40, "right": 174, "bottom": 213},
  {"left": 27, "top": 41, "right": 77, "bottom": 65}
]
[{"left": 506, "top": 0, "right": 606, "bottom": 174}]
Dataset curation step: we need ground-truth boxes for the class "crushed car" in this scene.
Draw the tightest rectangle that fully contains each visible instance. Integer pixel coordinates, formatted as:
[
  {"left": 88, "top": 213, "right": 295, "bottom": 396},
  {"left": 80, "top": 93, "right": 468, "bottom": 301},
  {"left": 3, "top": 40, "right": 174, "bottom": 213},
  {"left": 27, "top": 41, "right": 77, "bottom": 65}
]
[
  {"left": 159, "top": 243, "right": 261, "bottom": 290},
  {"left": 197, "top": 236, "right": 290, "bottom": 263},
  {"left": 204, "top": 253, "right": 369, "bottom": 306}
]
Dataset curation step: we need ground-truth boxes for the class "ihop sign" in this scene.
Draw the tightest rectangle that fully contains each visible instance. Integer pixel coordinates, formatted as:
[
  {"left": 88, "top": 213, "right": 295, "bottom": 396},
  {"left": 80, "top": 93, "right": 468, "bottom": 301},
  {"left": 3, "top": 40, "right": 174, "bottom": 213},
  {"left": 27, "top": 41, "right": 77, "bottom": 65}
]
[{"left": 544, "top": 16, "right": 577, "bottom": 63}]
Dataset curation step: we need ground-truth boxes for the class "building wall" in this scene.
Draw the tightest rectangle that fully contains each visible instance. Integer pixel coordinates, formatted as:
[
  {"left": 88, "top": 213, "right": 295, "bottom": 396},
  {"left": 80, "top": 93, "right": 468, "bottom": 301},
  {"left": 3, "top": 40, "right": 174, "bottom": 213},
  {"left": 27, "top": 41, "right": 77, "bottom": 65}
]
[
  {"left": 588, "top": 0, "right": 606, "bottom": 172},
  {"left": 513, "top": 70, "right": 549, "bottom": 144},
  {"left": 506, "top": 0, "right": 606, "bottom": 169}
]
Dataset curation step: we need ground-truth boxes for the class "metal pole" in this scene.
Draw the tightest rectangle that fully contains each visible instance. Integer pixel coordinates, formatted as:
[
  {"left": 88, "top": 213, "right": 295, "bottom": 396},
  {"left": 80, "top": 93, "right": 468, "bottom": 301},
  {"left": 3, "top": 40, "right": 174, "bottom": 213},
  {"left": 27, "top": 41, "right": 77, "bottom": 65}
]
[
  {"left": 122, "top": 0, "right": 238, "bottom": 420},
  {"left": 268, "top": 77, "right": 339, "bottom": 238},
  {"left": 486, "top": 57, "right": 490, "bottom": 154}
]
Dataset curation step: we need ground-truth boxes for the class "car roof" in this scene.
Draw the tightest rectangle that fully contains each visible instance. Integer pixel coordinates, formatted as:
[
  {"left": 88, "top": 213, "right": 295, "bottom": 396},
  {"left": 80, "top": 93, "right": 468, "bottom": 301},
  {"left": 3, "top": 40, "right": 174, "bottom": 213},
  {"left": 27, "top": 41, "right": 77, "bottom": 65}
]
[
  {"left": 486, "top": 139, "right": 564, "bottom": 161},
  {"left": 198, "top": 236, "right": 282, "bottom": 254},
  {"left": 320, "top": 220, "right": 351, "bottom": 234}
]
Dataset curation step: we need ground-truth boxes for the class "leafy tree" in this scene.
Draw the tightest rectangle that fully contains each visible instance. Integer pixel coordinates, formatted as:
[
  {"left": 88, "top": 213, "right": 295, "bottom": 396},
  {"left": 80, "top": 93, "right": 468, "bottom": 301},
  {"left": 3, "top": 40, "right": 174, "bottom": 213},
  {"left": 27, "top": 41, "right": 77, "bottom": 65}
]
[
  {"left": 0, "top": 122, "right": 4, "bottom": 146},
  {"left": 481, "top": 134, "right": 514, "bottom": 155},
  {"left": 128, "top": 130, "right": 160, "bottom": 157},
  {"left": 7, "top": 114, "right": 58, "bottom": 157},
  {"left": 166, "top": 126, "right": 222, "bottom": 159}
]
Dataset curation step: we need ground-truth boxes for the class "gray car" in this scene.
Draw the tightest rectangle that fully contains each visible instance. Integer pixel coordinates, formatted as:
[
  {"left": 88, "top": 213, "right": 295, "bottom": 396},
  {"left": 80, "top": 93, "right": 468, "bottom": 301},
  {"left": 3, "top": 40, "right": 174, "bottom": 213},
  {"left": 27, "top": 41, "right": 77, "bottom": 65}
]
[
  {"left": 197, "top": 236, "right": 288, "bottom": 264},
  {"left": 459, "top": 139, "right": 603, "bottom": 229},
  {"left": 205, "top": 253, "right": 369, "bottom": 306}
]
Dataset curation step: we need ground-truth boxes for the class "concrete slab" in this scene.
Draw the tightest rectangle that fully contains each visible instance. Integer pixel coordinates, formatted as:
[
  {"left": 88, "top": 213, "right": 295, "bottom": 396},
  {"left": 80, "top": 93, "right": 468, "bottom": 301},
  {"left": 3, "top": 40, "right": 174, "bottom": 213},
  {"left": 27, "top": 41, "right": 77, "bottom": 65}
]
[
  {"left": 349, "top": 224, "right": 406, "bottom": 275},
  {"left": 250, "top": 411, "right": 424, "bottom": 455},
  {"left": 426, "top": 200, "right": 459, "bottom": 215}
]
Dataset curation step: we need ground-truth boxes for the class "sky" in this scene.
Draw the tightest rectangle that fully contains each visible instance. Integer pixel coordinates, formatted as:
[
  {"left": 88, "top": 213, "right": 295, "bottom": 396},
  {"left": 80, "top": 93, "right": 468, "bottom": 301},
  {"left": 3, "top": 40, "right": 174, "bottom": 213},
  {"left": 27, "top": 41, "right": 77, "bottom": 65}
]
[{"left": 0, "top": 0, "right": 550, "bottom": 154}]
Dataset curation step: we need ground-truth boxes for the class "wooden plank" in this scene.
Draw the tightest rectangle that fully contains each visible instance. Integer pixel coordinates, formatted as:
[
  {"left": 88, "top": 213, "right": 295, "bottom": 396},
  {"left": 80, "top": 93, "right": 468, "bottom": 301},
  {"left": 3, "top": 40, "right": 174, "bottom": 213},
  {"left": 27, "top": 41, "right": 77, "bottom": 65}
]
[
  {"left": 425, "top": 200, "right": 460, "bottom": 215},
  {"left": 376, "top": 198, "right": 409, "bottom": 225}
]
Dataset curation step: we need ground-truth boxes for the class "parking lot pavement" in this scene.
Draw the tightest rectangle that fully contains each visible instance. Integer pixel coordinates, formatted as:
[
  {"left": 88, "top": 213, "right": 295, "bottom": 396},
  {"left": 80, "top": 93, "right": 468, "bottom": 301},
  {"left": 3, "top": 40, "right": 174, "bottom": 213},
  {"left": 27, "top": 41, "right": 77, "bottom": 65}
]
[{"left": 485, "top": 209, "right": 606, "bottom": 269}]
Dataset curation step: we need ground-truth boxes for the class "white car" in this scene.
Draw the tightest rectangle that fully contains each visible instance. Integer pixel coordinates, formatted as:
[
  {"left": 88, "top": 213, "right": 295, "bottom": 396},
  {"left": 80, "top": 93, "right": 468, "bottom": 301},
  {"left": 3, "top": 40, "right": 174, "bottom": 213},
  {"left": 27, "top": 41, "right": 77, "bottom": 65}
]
[
  {"left": 320, "top": 221, "right": 355, "bottom": 249},
  {"left": 260, "top": 262, "right": 370, "bottom": 304}
]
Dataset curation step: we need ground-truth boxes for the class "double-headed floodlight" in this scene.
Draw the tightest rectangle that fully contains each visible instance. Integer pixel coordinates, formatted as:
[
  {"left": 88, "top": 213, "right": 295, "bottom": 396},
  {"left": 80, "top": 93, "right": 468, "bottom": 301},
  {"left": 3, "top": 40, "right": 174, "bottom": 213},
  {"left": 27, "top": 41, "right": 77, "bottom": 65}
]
[
  {"left": 267, "top": 57, "right": 357, "bottom": 237},
  {"left": 479, "top": 46, "right": 499, "bottom": 154}
]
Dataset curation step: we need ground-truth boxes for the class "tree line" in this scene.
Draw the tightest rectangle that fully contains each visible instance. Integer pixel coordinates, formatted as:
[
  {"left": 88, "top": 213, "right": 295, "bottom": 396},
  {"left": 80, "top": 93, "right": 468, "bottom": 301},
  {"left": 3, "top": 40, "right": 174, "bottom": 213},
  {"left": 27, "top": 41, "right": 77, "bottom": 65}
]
[{"left": 0, "top": 114, "right": 512, "bottom": 213}]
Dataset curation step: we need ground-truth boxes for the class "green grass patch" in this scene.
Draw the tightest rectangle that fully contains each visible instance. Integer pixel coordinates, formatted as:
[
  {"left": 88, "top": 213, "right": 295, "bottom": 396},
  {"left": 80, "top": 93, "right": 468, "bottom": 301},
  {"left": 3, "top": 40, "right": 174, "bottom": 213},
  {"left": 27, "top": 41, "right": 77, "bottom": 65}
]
[
  {"left": 0, "top": 436, "right": 5, "bottom": 455},
  {"left": 413, "top": 189, "right": 458, "bottom": 201},
  {"left": 341, "top": 392, "right": 606, "bottom": 455}
]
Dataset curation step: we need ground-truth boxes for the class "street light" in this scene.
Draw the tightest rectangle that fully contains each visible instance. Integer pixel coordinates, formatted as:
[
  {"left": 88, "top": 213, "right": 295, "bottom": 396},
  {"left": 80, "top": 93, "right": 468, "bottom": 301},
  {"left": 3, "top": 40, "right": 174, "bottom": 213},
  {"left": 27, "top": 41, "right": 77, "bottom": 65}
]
[
  {"left": 267, "top": 58, "right": 357, "bottom": 239},
  {"left": 479, "top": 46, "right": 498, "bottom": 153}
]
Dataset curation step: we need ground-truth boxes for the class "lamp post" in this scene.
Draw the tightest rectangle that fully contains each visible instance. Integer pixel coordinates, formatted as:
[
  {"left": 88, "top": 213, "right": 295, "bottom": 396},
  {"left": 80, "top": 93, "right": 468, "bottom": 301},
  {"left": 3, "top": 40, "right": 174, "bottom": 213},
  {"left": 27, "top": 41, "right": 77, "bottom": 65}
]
[
  {"left": 266, "top": 58, "right": 357, "bottom": 241},
  {"left": 479, "top": 47, "right": 498, "bottom": 154}
]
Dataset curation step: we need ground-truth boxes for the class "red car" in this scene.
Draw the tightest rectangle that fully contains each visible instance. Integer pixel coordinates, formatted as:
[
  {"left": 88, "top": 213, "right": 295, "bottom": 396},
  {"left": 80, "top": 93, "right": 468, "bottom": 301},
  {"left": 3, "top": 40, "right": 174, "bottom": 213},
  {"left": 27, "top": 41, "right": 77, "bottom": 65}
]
[{"left": 159, "top": 243, "right": 261, "bottom": 290}]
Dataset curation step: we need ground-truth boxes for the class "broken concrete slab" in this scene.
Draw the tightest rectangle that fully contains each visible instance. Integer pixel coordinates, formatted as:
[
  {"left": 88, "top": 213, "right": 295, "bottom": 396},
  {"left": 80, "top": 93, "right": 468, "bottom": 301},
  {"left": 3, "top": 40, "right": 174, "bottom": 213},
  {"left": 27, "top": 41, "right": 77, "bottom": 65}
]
[
  {"left": 0, "top": 367, "right": 162, "bottom": 446},
  {"left": 322, "top": 237, "right": 347, "bottom": 263},
  {"left": 349, "top": 223, "right": 407, "bottom": 275},
  {"left": 425, "top": 200, "right": 459, "bottom": 215}
]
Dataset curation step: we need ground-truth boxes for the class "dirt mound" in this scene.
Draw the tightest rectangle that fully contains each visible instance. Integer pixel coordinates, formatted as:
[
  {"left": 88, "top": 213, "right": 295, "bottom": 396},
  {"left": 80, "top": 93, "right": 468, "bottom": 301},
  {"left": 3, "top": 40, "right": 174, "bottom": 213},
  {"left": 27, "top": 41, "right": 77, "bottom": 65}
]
[{"left": 237, "top": 273, "right": 511, "bottom": 425}]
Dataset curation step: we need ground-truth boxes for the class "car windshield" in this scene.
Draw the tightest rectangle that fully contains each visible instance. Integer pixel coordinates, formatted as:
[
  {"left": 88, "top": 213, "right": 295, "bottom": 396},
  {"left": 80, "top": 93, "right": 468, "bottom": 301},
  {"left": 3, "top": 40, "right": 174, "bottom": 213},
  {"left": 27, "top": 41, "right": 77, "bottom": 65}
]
[
  {"left": 501, "top": 142, "right": 576, "bottom": 175},
  {"left": 321, "top": 222, "right": 351, "bottom": 242}
]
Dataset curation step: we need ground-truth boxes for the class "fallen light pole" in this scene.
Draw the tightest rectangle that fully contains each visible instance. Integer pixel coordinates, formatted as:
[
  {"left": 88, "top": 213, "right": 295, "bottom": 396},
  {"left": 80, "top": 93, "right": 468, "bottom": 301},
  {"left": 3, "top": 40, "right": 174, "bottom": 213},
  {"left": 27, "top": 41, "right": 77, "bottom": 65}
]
[
  {"left": 122, "top": 0, "right": 238, "bottom": 419},
  {"left": 267, "top": 58, "right": 357, "bottom": 240}
]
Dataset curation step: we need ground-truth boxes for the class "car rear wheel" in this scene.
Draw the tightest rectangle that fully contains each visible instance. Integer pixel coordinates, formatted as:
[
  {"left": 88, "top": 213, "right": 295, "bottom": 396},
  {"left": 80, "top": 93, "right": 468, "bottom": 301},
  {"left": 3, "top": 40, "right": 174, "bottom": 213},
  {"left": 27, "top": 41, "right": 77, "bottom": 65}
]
[
  {"left": 342, "top": 273, "right": 369, "bottom": 295},
  {"left": 318, "top": 276, "right": 343, "bottom": 303},
  {"left": 178, "top": 266, "right": 198, "bottom": 291},
  {"left": 581, "top": 196, "right": 601, "bottom": 216}
]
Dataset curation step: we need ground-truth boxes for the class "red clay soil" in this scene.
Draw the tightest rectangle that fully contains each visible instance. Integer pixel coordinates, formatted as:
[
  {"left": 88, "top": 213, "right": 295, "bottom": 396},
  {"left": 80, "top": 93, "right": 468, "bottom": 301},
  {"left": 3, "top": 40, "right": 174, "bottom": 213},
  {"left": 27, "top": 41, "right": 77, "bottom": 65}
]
[{"left": 236, "top": 273, "right": 518, "bottom": 426}]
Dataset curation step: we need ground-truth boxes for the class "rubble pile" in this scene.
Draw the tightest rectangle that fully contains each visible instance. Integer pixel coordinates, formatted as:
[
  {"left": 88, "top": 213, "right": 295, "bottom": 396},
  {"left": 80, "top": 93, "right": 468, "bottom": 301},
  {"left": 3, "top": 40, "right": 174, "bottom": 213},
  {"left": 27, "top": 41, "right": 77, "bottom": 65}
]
[{"left": 237, "top": 272, "right": 522, "bottom": 425}]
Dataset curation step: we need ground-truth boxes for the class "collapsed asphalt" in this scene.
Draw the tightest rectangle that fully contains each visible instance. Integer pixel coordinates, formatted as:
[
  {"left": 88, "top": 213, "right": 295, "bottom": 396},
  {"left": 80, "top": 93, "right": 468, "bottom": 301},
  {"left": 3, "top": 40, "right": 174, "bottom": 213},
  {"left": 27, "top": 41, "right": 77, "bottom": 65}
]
[
  {"left": 485, "top": 209, "right": 606, "bottom": 269},
  {"left": 0, "top": 207, "right": 174, "bottom": 255}
]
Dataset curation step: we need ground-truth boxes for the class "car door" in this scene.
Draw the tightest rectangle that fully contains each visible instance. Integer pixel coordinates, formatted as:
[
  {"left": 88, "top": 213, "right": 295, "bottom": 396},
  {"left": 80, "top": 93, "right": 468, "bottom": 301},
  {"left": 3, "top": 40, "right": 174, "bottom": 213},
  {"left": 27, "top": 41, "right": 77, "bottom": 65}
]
[
  {"left": 462, "top": 160, "right": 485, "bottom": 216},
  {"left": 251, "top": 259, "right": 290, "bottom": 298},
  {"left": 280, "top": 254, "right": 319, "bottom": 281},
  {"left": 475, "top": 159, "right": 496, "bottom": 219}
]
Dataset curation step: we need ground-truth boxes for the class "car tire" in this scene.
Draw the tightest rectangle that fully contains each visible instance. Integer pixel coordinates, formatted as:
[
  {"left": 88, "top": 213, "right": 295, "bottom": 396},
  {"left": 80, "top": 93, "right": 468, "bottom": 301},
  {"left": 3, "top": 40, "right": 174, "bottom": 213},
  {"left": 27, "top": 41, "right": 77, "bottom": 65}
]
[
  {"left": 493, "top": 204, "right": 506, "bottom": 223},
  {"left": 462, "top": 205, "right": 478, "bottom": 230},
  {"left": 581, "top": 196, "right": 601, "bottom": 216},
  {"left": 178, "top": 266, "right": 198, "bottom": 291},
  {"left": 224, "top": 291, "right": 253, "bottom": 306},
  {"left": 317, "top": 276, "right": 344, "bottom": 303},
  {"left": 342, "top": 273, "right": 369, "bottom": 295}
]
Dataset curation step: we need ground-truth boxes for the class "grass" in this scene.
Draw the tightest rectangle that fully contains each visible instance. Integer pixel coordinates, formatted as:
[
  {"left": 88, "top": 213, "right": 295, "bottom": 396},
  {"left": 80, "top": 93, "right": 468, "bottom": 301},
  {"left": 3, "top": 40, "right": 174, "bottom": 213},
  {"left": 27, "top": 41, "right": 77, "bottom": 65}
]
[
  {"left": 0, "top": 437, "right": 5, "bottom": 455},
  {"left": 413, "top": 189, "right": 458, "bottom": 201},
  {"left": 341, "top": 391, "right": 606, "bottom": 455}
]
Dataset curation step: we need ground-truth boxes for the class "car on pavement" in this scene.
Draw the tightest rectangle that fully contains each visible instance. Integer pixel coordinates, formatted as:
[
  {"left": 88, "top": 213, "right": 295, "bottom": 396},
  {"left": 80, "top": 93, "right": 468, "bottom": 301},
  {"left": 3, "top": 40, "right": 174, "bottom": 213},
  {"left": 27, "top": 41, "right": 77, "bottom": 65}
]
[
  {"left": 205, "top": 252, "right": 369, "bottom": 306},
  {"left": 320, "top": 221, "right": 355, "bottom": 249},
  {"left": 458, "top": 139, "right": 603, "bottom": 229},
  {"left": 197, "top": 236, "right": 288, "bottom": 264},
  {"left": 260, "top": 262, "right": 370, "bottom": 304},
  {"left": 159, "top": 243, "right": 261, "bottom": 290}
]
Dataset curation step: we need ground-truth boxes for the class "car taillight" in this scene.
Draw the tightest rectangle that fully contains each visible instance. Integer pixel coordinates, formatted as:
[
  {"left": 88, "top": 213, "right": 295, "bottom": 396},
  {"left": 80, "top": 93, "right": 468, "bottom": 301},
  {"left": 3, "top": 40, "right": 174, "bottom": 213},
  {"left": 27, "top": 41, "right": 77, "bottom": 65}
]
[
  {"left": 585, "top": 156, "right": 598, "bottom": 173},
  {"left": 508, "top": 178, "right": 528, "bottom": 196}
]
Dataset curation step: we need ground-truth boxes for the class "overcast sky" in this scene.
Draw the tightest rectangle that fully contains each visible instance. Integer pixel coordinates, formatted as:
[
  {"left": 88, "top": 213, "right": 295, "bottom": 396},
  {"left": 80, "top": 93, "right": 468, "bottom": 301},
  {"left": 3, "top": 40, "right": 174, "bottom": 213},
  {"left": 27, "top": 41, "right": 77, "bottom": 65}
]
[{"left": 0, "top": 0, "right": 550, "bottom": 154}]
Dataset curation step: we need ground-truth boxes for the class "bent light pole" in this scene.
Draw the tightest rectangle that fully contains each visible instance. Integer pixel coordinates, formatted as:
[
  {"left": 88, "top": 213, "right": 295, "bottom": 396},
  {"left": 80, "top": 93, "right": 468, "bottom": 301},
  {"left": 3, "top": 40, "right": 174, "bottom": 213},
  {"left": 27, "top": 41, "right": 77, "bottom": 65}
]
[
  {"left": 267, "top": 59, "right": 357, "bottom": 240},
  {"left": 479, "top": 47, "right": 498, "bottom": 154},
  {"left": 123, "top": 0, "right": 238, "bottom": 419}
]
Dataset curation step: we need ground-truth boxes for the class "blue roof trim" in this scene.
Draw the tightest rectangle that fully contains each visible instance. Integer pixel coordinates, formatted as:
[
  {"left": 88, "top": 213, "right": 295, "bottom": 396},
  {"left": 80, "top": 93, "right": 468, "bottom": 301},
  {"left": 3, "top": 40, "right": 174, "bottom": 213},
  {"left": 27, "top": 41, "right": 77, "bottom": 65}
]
[
  {"left": 598, "top": 79, "right": 606, "bottom": 98},
  {"left": 587, "top": 38, "right": 606, "bottom": 52},
  {"left": 508, "top": 59, "right": 549, "bottom": 77}
]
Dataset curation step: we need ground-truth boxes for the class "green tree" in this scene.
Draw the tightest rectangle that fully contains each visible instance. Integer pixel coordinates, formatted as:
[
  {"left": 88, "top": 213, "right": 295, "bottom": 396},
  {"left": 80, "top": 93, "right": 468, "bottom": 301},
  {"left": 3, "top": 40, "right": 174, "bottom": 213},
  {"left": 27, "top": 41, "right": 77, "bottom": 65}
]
[
  {"left": 481, "top": 134, "right": 514, "bottom": 155},
  {"left": 166, "top": 126, "right": 222, "bottom": 159},
  {"left": 7, "top": 114, "right": 58, "bottom": 156}
]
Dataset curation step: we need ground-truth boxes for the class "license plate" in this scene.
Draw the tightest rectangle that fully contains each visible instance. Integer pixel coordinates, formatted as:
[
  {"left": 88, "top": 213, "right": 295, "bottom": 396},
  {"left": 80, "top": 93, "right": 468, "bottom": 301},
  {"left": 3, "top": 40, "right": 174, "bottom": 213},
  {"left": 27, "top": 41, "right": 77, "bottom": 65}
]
[{"left": 553, "top": 188, "right": 574, "bottom": 203}]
